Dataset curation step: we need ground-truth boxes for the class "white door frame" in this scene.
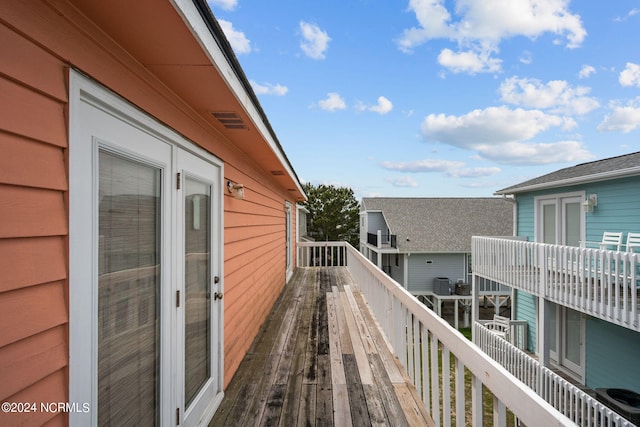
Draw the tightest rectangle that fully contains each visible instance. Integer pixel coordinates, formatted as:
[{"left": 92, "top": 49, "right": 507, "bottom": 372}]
[
  {"left": 69, "top": 70, "right": 224, "bottom": 426},
  {"left": 534, "top": 191, "right": 586, "bottom": 382}
]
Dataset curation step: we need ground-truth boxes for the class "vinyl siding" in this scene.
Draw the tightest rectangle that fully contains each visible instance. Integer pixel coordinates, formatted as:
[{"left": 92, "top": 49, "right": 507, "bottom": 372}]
[
  {"left": 388, "top": 253, "right": 406, "bottom": 287},
  {"left": 1, "top": 0, "right": 299, "bottom": 407},
  {"left": 367, "top": 211, "right": 389, "bottom": 235},
  {"left": 0, "top": 17, "right": 69, "bottom": 425},
  {"left": 582, "top": 177, "right": 640, "bottom": 244},
  {"left": 515, "top": 290, "right": 538, "bottom": 353},
  {"left": 407, "top": 253, "right": 465, "bottom": 294},
  {"left": 585, "top": 317, "right": 640, "bottom": 392}
]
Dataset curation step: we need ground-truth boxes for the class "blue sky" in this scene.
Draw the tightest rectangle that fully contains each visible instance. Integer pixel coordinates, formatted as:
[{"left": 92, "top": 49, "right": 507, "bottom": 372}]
[{"left": 208, "top": 0, "right": 640, "bottom": 199}]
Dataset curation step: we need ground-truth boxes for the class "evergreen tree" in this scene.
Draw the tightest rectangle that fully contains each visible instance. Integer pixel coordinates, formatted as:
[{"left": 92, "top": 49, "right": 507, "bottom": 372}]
[{"left": 302, "top": 183, "right": 360, "bottom": 247}]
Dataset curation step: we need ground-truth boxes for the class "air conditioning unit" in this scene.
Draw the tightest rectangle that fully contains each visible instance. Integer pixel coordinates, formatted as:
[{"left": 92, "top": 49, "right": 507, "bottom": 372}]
[{"left": 433, "top": 277, "right": 452, "bottom": 295}]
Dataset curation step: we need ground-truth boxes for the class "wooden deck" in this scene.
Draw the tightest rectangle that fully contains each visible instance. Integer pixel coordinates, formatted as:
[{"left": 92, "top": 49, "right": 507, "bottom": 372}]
[{"left": 210, "top": 267, "right": 433, "bottom": 426}]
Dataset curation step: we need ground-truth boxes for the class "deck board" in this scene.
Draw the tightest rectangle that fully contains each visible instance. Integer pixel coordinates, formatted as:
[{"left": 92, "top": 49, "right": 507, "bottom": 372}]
[{"left": 209, "top": 267, "right": 434, "bottom": 426}]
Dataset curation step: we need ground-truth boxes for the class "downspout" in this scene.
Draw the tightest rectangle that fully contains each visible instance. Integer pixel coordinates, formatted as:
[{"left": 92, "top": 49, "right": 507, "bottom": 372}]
[{"left": 502, "top": 194, "right": 518, "bottom": 322}]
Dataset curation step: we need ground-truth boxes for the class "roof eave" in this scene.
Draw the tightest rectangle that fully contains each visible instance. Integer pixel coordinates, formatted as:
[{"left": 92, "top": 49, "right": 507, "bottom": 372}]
[
  {"left": 495, "top": 166, "right": 640, "bottom": 196},
  {"left": 173, "top": 0, "right": 307, "bottom": 201}
]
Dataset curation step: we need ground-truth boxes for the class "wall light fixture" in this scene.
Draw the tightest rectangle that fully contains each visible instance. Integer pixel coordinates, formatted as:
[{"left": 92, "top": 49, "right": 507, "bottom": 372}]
[{"left": 227, "top": 180, "right": 245, "bottom": 200}]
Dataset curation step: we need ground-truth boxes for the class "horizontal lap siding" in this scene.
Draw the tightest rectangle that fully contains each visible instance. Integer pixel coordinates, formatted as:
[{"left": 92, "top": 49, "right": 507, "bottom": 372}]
[
  {"left": 223, "top": 165, "right": 289, "bottom": 382},
  {"left": 0, "top": 16, "right": 69, "bottom": 427},
  {"left": 585, "top": 318, "right": 640, "bottom": 392}
]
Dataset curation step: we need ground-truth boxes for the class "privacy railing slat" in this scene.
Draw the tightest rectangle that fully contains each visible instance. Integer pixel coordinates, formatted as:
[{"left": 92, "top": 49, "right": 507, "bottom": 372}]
[
  {"left": 474, "top": 322, "right": 634, "bottom": 427},
  {"left": 298, "top": 241, "right": 575, "bottom": 426},
  {"left": 472, "top": 236, "right": 640, "bottom": 332}
]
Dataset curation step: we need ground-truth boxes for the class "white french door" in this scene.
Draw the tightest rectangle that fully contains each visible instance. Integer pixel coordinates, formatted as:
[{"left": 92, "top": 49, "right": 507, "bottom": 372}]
[
  {"left": 70, "top": 71, "right": 223, "bottom": 426},
  {"left": 177, "top": 150, "right": 222, "bottom": 427},
  {"left": 537, "top": 194, "right": 582, "bottom": 246},
  {"left": 536, "top": 192, "right": 585, "bottom": 381}
]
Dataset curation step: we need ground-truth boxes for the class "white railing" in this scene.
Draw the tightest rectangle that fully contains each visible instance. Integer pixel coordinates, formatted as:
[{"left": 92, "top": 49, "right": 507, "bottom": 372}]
[
  {"left": 297, "top": 241, "right": 348, "bottom": 267},
  {"left": 472, "top": 237, "right": 640, "bottom": 332},
  {"left": 477, "top": 318, "right": 528, "bottom": 351},
  {"left": 474, "top": 322, "right": 634, "bottom": 427},
  {"left": 299, "top": 241, "right": 575, "bottom": 426}
]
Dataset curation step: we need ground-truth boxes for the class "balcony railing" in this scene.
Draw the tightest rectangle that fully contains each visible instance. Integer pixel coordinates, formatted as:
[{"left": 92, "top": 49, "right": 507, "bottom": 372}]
[
  {"left": 472, "top": 236, "right": 640, "bottom": 332},
  {"left": 366, "top": 232, "right": 397, "bottom": 248},
  {"left": 474, "top": 322, "right": 635, "bottom": 426},
  {"left": 297, "top": 241, "right": 574, "bottom": 426}
]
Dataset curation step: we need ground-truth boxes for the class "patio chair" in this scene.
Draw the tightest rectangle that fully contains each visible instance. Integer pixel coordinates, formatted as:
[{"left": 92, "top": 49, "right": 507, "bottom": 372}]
[
  {"left": 485, "top": 314, "right": 511, "bottom": 342},
  {"left": 626, "top": 232, "right": 640, "bottom": 253},
  {"left": 600, "top": 232, "right": 623, "bottom": 251}
]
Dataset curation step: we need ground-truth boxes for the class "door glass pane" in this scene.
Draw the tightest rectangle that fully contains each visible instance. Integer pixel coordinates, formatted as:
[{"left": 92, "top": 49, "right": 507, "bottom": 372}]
[
  {"left": 565, "top": 309, "right": 581, "bottom": 366},
  {"left": 184, "top": 177, "right": 211, "bottom": 407},
  {"left": 549, "top": 305, "right": 557, "bottom": 353},
  {"left": 565, "top": 202, "right": 581, "bottom": 247},
  {"left": 98, "top": 151, "right": 161, "bottom": 426},
  {"left": 543, "top": 204, "right": 556, "bottom": 244}
]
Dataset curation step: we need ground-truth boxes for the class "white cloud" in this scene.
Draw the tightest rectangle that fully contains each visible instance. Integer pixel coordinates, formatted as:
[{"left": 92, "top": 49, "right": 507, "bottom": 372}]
[
  {"left": 614, "top": 8, "right": 640, "bottom": 22},
  {"left": 358, "top": 96, "right": 394, "bottom": 114},
  {"left": 449, "top": 167, "right": 502, "bottom": 178},
  {"left": 208, "top": 0, "right": 237, "bottom": 11},
  {"left": 474, "top": 141, "right": 593, "bottom": 164},
  {"left": 619, "top": 63, "right": 640, "bottom": 87},
  {"left": 380, "top": 158, "right": 465, "bottom": 173},
  {"left": 250, "top": 81, "right": 288, "bottom": 96},
  {"left": 423, "top": 106, "right": 568, "bottom": 145},
  {"left": 218, "top": 19, "right": 251, "bottom": 54},
  {"left": 380, "top": 158, "right": 501, "bottom": 178},
  {"left": 397, "top": 0, "right": 586, "bottom": 74},
  {"left": 437, "top": 48, "right": 502, "bottom": 74},
  {"left": 579, "top": 64, "right": 596, "bottom": 79},
  {"left": 299, "top": 21, "right": 331, "bottom": 60},
  {"left": 420, "top": 106, "right": 592, "bottom": 164},
  {"left": 385, "top": 176, "right": 418, "bottom": 187},
  {"left": 597, "top": 98, "right": 640, "bottom": 133},
  {"left": 519, "top": 51, "right": 533, "bottom": 65},
  {"left": 317, "top": 92, "right": 346, "bottom": 111},
  {"left": 499, "top": 76, "right": 599, "bottom": 115}
]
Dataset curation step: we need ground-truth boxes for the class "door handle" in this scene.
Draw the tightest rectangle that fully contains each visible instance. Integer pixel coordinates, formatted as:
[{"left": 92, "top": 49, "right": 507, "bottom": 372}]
[{"left": 214, "top": 292, "right": 224, "bottom": 301}]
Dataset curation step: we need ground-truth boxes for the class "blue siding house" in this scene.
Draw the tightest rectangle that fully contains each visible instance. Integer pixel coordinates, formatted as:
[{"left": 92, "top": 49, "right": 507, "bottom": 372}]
[{"left": 475, "top": 151, "right": 640, "bottom": 393}]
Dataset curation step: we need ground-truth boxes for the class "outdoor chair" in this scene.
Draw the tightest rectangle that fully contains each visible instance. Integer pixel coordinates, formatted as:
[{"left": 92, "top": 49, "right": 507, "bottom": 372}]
[
  {"left": 626, "top": 232, "right": 640, "bottom": 253},
  {"left": 485, "top": 314, "right": 511, "bottom": 342},
  {"left": 599, "top": 232, "right": 623, "bottom": 251}
]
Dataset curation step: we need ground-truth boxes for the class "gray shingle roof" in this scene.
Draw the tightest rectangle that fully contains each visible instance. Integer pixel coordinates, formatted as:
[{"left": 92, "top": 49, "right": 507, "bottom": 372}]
[
  {"left": 495, "top": 151, "right": 640, "bottom": 195},
  {"left": 361, "top": 198, "right": 513, "bottom": 252}
]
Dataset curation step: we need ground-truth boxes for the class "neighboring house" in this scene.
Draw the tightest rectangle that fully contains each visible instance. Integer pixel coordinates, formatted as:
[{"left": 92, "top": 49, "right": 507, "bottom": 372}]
[
  {"left": 475, "top": 151, "right": 640, "bottom": 392},
  {"left": 0, "top": 1, "right": 304, "bottom": 426},
  {"left": 360, "top": 198, "right": 514, "bottom": 299}
]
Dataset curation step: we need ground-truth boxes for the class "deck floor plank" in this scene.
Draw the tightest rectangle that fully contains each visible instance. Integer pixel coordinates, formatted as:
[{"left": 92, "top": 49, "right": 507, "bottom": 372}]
[{"left": 209, "top": 267, "right": 434, "bottom": 426}]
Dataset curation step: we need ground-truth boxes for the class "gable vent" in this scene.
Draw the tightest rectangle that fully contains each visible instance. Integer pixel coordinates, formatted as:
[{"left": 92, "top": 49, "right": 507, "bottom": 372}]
[
  {"left": 211, "top": 111, "right": 247, "bottom": 129},
  {"left": 271, "top": 170, "right": 285, "bottom": 176}
]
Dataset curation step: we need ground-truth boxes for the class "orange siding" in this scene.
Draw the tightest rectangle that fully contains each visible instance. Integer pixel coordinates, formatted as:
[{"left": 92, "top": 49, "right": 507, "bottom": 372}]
[
  {"left": 0, "top": 5, "right": 70, "bottom": 414},
  {"left": 223, "top": 163, "right": 291, "bottom": 380},
  {"left": 0, "top": 0, "right": 301, "bottom": 408}
]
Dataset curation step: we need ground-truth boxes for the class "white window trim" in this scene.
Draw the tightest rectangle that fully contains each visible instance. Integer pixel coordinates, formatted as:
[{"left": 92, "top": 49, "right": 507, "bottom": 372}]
[{"left": 68, "top": 70, "right": 225, "bottom": 426}]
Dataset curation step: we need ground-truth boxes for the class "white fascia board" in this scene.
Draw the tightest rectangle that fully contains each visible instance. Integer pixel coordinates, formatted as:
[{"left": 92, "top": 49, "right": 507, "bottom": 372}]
[
  {"left": 170, "top": 0, "right": 305, "bottom": 197},
  {"left": 495, "top": 167, "right": 640, "bottom": 195}
]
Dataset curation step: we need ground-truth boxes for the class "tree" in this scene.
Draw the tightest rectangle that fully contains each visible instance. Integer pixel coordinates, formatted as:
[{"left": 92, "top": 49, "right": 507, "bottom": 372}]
[{"left": 302, "top": 183, "right": 360, "bottom": 247}]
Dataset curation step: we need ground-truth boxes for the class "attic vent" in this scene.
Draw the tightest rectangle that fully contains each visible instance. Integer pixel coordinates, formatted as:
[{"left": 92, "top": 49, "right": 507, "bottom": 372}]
[
  {"left": 211, "top": 111, "right": 247, "bottom": 129},
  {"left": 271, "top": 170, "right": 285, "bottom": 176}
]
